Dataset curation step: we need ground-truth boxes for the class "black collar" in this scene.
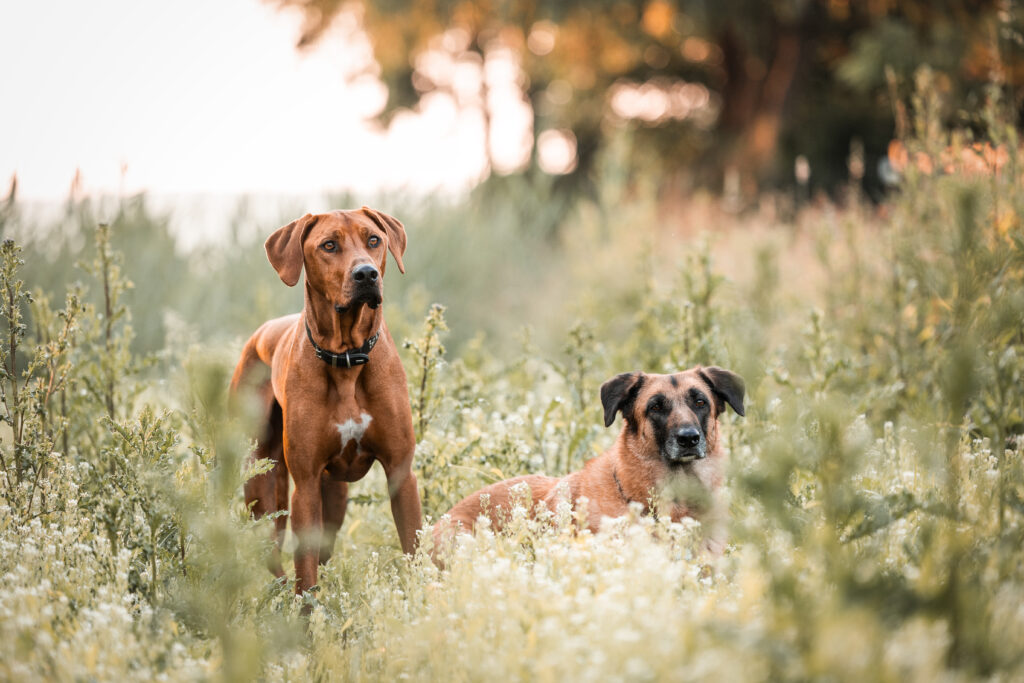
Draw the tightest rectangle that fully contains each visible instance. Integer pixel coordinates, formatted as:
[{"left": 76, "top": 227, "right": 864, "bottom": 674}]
[{"left": 305, "top": 319, "right": 381, "bottom": 368}]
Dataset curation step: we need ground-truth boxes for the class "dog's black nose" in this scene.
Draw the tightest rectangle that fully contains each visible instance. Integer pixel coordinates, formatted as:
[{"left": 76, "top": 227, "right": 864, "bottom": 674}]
[
  {"left": 675, "top": 426, "right": 701, "bottom": 448},
  {"left": 352, "top": 264, "right": 379, "bottom": 283}
]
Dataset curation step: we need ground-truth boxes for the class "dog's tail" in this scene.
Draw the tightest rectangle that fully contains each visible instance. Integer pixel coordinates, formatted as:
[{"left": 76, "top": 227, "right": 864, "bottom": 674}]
[{"left": 230, "top": 336, "right": 268, "bottom": 398}]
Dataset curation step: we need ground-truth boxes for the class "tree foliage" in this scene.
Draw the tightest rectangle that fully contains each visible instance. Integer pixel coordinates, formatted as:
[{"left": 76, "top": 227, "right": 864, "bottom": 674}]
[{"left": 278, "top": 0, "right": 1024, "bottom": 201}]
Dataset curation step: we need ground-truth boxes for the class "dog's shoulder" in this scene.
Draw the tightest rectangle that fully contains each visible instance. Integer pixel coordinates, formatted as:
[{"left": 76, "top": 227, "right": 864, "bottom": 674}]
[{"left": 251, "top": 313, "right": 301, "bottom": 360}]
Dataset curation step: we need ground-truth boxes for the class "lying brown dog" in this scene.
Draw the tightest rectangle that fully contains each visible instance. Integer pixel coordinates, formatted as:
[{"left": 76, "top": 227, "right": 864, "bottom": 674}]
[
  {"left": 433, "top": 366, "right": 744, "bottom": 551},
  {"left": 231, "top": 208, "right": 421, "bottom": 596}
]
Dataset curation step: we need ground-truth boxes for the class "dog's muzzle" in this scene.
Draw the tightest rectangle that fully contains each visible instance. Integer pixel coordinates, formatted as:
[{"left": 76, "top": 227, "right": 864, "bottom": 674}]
[
  {"left": 352, "top": 287, "right": 383, "bottom": 309},
  {"left": 352, "top": 264, "right": 382, "bottom": 309},
  {"left": 664, "top": 426, "right": 705, "bottom": 465},
  {"left": 335, "top": 291, "right": 382, "bottom": 313},
  {"left": 334, "top": 264, "right": 383, "bottom": 312}
]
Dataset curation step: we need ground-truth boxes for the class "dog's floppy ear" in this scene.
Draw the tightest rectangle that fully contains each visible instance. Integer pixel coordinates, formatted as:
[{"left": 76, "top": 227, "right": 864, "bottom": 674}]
[
  {"left": 265, "top": 213, "right": 320, "bottom": 286},
  {"left": 600, "top": 371, "right": 644, "bottom": 428},
  {"left": 361, "top": 206, "right": 407, "bottom": 274},
  {"left": 699, "top": 366, "right": 746, "bottom": 417}
]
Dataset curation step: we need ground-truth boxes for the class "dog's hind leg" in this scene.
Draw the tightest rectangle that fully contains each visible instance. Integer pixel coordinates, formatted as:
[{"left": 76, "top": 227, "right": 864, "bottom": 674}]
[
  {"left": 318, "top": 475, "right": 348, "bottom": 566},
  {"left": 272, "top": 444, "right": 289, "bottom": 573},
  {"left": 244, "top": 391, "right": 288, "bottom": 577}
]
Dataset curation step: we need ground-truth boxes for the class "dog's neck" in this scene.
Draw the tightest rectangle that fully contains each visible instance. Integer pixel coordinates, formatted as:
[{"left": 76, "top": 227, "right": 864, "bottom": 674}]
[
  {"left": 304, "top": 284, "right": 382, "bottom": 351},
  {"left": 610, "top": 431, "right": 657, "bottom": 508}
]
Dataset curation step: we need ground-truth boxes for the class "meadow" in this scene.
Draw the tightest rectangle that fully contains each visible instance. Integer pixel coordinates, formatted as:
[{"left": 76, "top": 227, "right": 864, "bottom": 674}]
[{"left": 2, "top": 103, "right": 1023, "bottom": 680}]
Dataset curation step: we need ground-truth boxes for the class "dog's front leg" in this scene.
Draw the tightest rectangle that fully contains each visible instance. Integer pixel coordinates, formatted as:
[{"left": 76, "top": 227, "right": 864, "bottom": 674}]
[
  {"left": 703, "top": 494, "right": 729, "bottom": 556},
  {"left": 384, "top": 464, "right": 422, "bottom": 554},
  {"left": 290, "top": 472, "right": 324, "bottom": 596}
]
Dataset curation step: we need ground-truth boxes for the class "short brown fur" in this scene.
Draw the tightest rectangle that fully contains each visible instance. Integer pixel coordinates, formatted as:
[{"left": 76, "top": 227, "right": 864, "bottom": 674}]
[
  {"left": 434, "top": 366, "right": 744, "bottom": 553},
  {"left": 231, "top": 208, "right": 421, "bottom": 596}
]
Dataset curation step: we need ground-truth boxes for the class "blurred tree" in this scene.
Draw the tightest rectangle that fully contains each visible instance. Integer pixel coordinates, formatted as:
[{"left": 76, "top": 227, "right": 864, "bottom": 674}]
[{"left": 275, "top": 0, "right": 1023, "bottom": 204}]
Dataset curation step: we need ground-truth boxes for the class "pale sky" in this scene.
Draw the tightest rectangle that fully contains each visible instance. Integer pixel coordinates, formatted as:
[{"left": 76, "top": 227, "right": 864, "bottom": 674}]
[{"left": 0, "top": 0, "right": 491, "bottom": 200}]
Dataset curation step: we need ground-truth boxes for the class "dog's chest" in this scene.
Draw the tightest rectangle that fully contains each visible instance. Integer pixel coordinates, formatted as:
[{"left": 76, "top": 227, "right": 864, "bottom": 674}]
[
  {"left": 335, "top": 410, "right": 372, "bottom": 450},
  {"left": 322, "top": 404, "right": 377, "bottom": 481}
]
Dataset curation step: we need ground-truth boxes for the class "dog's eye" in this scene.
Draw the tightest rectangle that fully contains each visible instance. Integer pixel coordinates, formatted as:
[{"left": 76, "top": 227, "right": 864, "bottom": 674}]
[
  {"left": 695, "top": 398, "right": 706, "bottom": 408},
  {"left": 321, "top": 240, "right": 337, "bottom": 252},
  {"left": 367, "top": 236, "right": 381, "bottom": 248}
]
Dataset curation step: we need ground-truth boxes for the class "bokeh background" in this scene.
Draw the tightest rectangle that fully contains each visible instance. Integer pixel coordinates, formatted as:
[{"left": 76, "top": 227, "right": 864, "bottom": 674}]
[
  {"left": 6, "top": 0, "right": 1024, "bottom": 355},
  {"left": 2, "top": 2, "right": 1024, "bottom": 681}
]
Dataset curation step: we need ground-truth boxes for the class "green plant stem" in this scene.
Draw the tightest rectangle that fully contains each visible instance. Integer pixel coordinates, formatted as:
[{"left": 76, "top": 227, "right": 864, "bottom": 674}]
[
  {"left": 417, "top": 333, "right": 433, "bottom": 437},
  {"left": 7, "top": 280, "right": 21, "bottom": 482},
  {"left": 101, "top": 231, "right": 116, "bottom": 419}
]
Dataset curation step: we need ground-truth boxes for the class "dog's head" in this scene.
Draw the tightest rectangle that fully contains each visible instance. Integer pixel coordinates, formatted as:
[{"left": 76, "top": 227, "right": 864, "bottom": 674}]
[
  {"left": 600, "top": 366, "right": 745, "bottom": 467},
  {"left": 264, "top": 207, "right": 407, "bottom": 312}
]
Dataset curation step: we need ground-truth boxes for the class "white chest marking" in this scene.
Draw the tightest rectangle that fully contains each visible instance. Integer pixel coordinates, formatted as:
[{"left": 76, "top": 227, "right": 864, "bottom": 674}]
[{"left": 336, "top": 412, "right": 373, "bottom": 451}]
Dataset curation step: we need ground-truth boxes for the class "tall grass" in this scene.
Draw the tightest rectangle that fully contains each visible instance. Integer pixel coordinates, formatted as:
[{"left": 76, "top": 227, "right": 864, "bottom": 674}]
[{"left": 1, "top": 78, "right": 1022, "bottom": 680}]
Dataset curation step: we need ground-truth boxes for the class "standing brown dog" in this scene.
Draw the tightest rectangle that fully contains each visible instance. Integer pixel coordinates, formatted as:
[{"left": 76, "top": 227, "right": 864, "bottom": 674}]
[
  {"left": 433, "top": 366, "right": 744, "bottom": 551},
  {"left": 231, "top": 208, "right": 421, "bottom": 595}
]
